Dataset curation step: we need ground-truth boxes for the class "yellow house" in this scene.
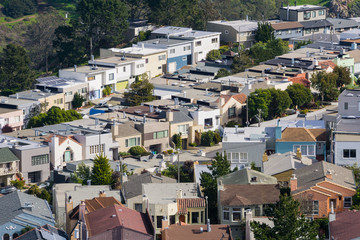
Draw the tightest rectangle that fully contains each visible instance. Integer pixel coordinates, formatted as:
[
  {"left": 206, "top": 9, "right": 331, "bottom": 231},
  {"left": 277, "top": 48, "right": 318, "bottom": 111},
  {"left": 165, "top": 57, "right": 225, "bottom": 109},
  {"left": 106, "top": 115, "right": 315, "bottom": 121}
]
[
  {"left": 111, "top": 122, "right": 142, "bottom": 153},
  {"left": 11, "top": 90, "right": 65, "bottom": 112},
  {"left": 217, "top": 94, "right": 247, "bottom": 125}
]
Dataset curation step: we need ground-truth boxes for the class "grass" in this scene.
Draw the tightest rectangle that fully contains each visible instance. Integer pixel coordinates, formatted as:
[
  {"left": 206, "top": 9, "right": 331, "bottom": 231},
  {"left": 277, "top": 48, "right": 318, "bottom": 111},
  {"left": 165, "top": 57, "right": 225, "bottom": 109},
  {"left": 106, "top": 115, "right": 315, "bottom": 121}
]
[{"left": 287, "top": 0, "right": 330, "bottom": 7}]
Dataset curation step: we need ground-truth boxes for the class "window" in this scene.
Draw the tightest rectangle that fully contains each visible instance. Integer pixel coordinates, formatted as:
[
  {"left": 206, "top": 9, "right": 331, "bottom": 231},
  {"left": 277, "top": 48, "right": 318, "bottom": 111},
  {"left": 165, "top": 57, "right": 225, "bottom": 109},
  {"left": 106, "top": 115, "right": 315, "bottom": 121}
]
[
  {"left": 170, "top": 49, "right": 175, "bottom": 54},
  {"left": 293, "top": 145, "right": 315, "bottom": 156},
  {"left": 137, "top": 64, "right": 144, "bottom": 68},
  {"left": 191, "top": 212, "right": 199, "bottom": 224},
  {"left": 178, "top": 124, "right": 189, "bottom": 135},
  {"left": 306, "top": 29, "right": 311, "bottom": 34},
  {"left": 232, "top": 153, "right": 240, "bottom": 162},
  {"left": 170, "top": 215, "right": 176, "bottom": 224},
  {"left": 195, "top": 41, "right": 201, "bottom": 46},
  {"left": 344, "top": 197, "right": 352, "bottom": 208},
  {"left": 344, "top": 102, "right": 348, "bottom": 110},
  {"left": 287, "top": 30, "right": 292, "bottom": 35},
  {"left": 123, "top": 66, "right": 126, "bottom": 72},
  {"left": 15, "top": 116, "right": 20, "bottom": 122},
  {"left": 82, "top": 88, "right": 87, "bottom": 93},
  {"left": 228, "top": 107, "right": 236, "bottom": 118},
  {"left": 330, "top": 199, "right": 336, "bottom": 209},
  {"left": 156, "top": 216, "right": 163, "bottom": 228},
  {"left": 145, "top": 58, "right": 149, "bottom": 64},
  {"left": 65, "top": 91, "right": 73, "bottom": 96},
  {"left": 158, "top": 55, "right": 166, "bottom": 60},
  {"left": 225, "top": 30, "right": 229, "bottom": 34},
  {"left": 158, "top": 66, "right": 162, "bottom": 69},
  {"left": 343, "top": 149, "right": 356, "bottom": 158},
  {"left": 204, "top": 118, "right": 213, "bottom": 128},
  {"left": 89, "top": 144, "right": 105, "bottom": 154},
  {"left": 314, "top": 28, "right": 319, "bottom": 32},
  {"left": 296, "top": 28, "right": 302, "bottom": 33},
  {"left": 109, "top": 73, "right": 114, "bottom": 80},
  {"left": 31, "top": 154, "right": 49, "bottom": 166},
  {"left": 183, "top": 46, "right": 190, "bottom": 51},
  {"left": 319, "top": 10, "right": 325, "bottom": 16},
  {"left": 57, "top": 98, "right": 63, "bottom": 104},
  {"left": 255, "top": 206, "right": 261, "bottom": 216},
  {"left": 126, "top": 137, "right": 140, "bottom": 147},
  {"left": 277, "top": 31, "right": 282, "bottom": 35},
  {"left": 211, "top": 38, "right": 218, "bottom": 43},
  {"left": 134, "top": 203, "right": 142, "bottom": 212},
  {"left": 304, "top": 11, "right": 311, "bottom": 20},
  {"left": 153, "top": 130, "right": 168, "bottom": 139},
  {"left": 251, "top": 31, "right": 257, "bottom": 35},
  {"left": 232, "top": 208, "right": 241, "bottom": 221},
  {"left": 313, "top": 201, "right": 319, "bottom": 215},
  {"left": 312, "top": 11, "right": 316, "bottom": 17},
  {"left": 240, "top": 152, "right": 248, "bottom": 162},
  {"left": 182, "top": 57, "right": 187, "bottom": 61},
  {"left": 88, "top": 76, "right": 95, "bottom": 81}
]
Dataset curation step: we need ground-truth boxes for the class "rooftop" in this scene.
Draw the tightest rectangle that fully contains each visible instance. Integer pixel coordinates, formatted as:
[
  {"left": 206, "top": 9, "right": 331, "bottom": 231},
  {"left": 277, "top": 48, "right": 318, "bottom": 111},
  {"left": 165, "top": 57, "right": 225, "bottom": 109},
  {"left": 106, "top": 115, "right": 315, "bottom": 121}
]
[
  {"left": 0, "top": 96, "right": 39, "bottom": 107},
  {"left": 277, "top": 127, "right": 327, "bottom": 142},
  {"left": 271, "top": 21, "right": 304, "bottom": 30},
  {"left": 15, "top": 224, "right": 68, "bottom": 240},
  {"left": 162, "top": 224, "right": 232, "bottom": 240},
  {"left": 61, "top": 65, "right": 112, "bottom": 74},
  {"left": 219, "top": 168, "right": 278, "bottom": 185},
  {"left": 208, "top": 20, "right": 258, "bottom": 32},
  {"left": 88, "top": 56, "right": 144, "bottom": 67},
  {"left": 9, "top": 89, "right": 63, "bottom": 101},
  {"left": 300, "top": 19, "right": 333, "bottom": 29},
  {"left": 109, "top": 45, "right": 167, "bottom": 56},
  {"left": 140, "top": 38, "right": 192, "bottom": 47},
  {"left": 0, "top": 147, "right": 19, "bottom": 163},
  {"left": 152, "top": 26, "right": 220, "bottom": 38},
  {"left": 330, "top": 210, "right": 360, "bottom": 240},
  {"left": 326, "top": 18, "right": 359, "bottom": 29},
  {"left": 281, "top": 4, "right": 326, "bottom": 11}
]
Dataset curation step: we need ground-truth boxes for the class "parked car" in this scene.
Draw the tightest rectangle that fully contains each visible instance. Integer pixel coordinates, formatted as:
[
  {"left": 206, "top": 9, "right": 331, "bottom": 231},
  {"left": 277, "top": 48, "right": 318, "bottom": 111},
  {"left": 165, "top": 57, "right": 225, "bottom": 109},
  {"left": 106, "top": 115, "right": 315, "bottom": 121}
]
[
  {"left": 0, "top": 186, "right": 16, "bottom": 195},
  {"left": 156, "top": 154, "right": 164, "bottom": 159}
]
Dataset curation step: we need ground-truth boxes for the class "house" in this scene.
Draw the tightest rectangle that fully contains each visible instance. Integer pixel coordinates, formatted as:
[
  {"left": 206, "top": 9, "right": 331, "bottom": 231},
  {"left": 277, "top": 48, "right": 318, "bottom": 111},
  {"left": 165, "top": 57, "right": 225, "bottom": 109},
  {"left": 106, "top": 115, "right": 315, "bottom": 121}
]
[
  {"left": 10, "top": 89, "right": 65, "bottom": 112},
  {"left": 275, "top": 127, "right": 327, "bottom": 160},
  {"left": 166, "top": 110, "right": 196, "bottom": 149},
  {"left": 142, "top": 183, "right": 205, "bottom": 236},
  {"left": 329, "top": 210, "right": 360, "bottom": 240},
  {"left": 122, "top": 172, "right": 176, "bottom": 212},
  {"left": 291, "top": 161, "right": 356, "bottom": 218},
  {"left": 301, "top": 19, "right": 332, "bottom": 36},
  {"left": 125, "top": 19, "right": 155, "bottom": 41},
  {"left": 0, "top": 97, "right": 39, "bottom": 127},
  {"left": 217, "top": 94, "right": 247, "bottom": 125},
  {"left": 35, "top": 76, "right": 88, "bottom": 110},
  {"left": 0, "top": 108, "right": 23, "bottom": 132},
  {"left": 207, "top": 20, "right": 258, "bottom": 47},
  {"left": 0, "top": 135, "right": 50, "bottom": 183},
  {"left": 245, "top": 210, "right": 273, "bottom": 240},
  {"left": 101, "top": 45, "right": 167, "bottom": 79},
  {"left": 15, "top": 224, "right": 68, "bottom": 240},
  {"left": 0, "top": 191, "right": 55, "bottom": 240},
  {"left": 326, "top": 18, "right": 359, "bottom": 33},
  {"left": 271, "top": 22, "right": 303, "bottom": 40},
  {"left": 0, "top": 148, "right": 20, "bottom": 187},
  {"left": 84, "top": 204, "right": 154, "bottom": 240},
  {"left": 347, "top": 49, "right": 360, "bottom": 77},
  {"left": 161, "top": 223, "right": 233, "bottom": 240},
  {"left": 111, "top": 122, "right": 142, "bottom": 153},
  {"left": 135, "top": 120, "right": 170, "bottom": 153},
  {"left": 279, "top": 5, "right": 327, "bottom": 22},
  {"left": 263, "top": 151, "right": 314, "bottom": 187},
  {"left": 217, "top": 169, "right": 279, "bottom": 238},
  {"left": 151, "top": 26, "right": 221, "bottom": 63}
]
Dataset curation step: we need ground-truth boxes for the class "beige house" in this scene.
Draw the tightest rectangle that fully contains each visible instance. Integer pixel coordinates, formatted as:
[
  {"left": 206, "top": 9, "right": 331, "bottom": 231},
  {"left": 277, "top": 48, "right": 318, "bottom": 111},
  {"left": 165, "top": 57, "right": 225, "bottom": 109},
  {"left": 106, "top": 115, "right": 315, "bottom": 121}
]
[
  {"left": 0, "top": 148, "right": 20, "bottom": 187},
  {"left": 217, "top": 94, "right": 247, "bottom": 125},
  {"left": 135, "top": 121, "right": 170, "bottom": 154},
  {"left": 279, "top": 5, "right": 326, "bottom": 22},
  {"left": 112, "top": 122, "right": 142, "bottom": 153}
]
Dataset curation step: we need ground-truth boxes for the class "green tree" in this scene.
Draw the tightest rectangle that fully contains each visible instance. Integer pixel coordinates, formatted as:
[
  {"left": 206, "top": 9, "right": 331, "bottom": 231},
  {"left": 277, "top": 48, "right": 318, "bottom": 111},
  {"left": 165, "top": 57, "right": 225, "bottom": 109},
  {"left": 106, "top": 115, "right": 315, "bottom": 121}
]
[
  {"left": 215, "top": 68, "right": 231, "bottom": 79},
  {"left": 268, "top": 88, "right": 292, "bottom": 119},
  {"left": 161, "top": 161, "right": 194, "bottom": 182},
  {"left": 248, "top": 89, "right": 272, "bottom": 121},
  {"left": 28, "top": 184, "right": 41, "bottom": 196},
  {"left": 311, "top": 71, "right": 339, "bottom": 103},
  {"left": 0, "top": 44, "right": 36, "bottom": 95},
  {"left": 250, "top": 38, "right": 289, "bottom": 64},
  {"left": 200, "top": 152, "right": 232, "bottom": 223},
  {"left": 201, "top": 131, "right": 215, "bottom": 146},
  {"left": 251, "top": 194, "right": 319, "bottom": 240},
  {"left": 124, "top": 77, "right": 155, "bottom": 106},
  {"left": 294, "top": 40, "right": 312, "bottom": 50},
  {"left": 125, "top": 0, "right": 150, "bottom": 19},
  {"left": 172, "top": 134, "right": 182, "bottom": 149},
  {"left": 91, "top": 154, "right": 113, "bottom": 185},
  {"left": 333, "top": 66, "right": 352, "bottom": 89},
  {"left": 3, "top": 0, "right": 37, "bottom": 19},
  {"left": 255, "top": 22, "right": 274, "bottom": 42},
  {"left": 21, "top": 225, "right": 34, "bottom": 235},
  {"left": 286, "top": 84, "right": 313, "bottom": 109},
  {"left": 70, "top": 163, "right": 92, "bottom": 185},
  {"left": 11, "top": 179, "right": 25, "bottom": 189},
  {"left": 27, "top": 107, "right": 82, "bottom": 128},
  {"left": 102, "top": 86, "right": 112, "bottom": 97},
  {"left": 72, "top": 92, "right": 85, "bottom": 109},
  {"left": 231, "top": 51, "right": 253, "bottom": 73},
  {"left": 129, "top": 146, "right": 147, "bottom": 156},
  {"left": 206, "top": 49, "right": 221, "bottom": 61},
  {"left": 39, "top": 189, "right": 52, "bottom": 203}
]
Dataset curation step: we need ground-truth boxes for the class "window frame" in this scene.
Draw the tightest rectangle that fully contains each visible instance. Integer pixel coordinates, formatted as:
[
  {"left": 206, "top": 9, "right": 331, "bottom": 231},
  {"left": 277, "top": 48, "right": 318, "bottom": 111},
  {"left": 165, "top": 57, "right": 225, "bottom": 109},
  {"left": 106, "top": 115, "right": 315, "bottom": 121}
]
[
  {"left": 109, "top": 73, "right": 114, "bottom": 80},
  {"left": 344, "top": 102, "right": 348, "bottom": 110},
  {"left": 223, "top": 207, "right": 230, "bottom": 221},
  {"left": 232, "top": 207, "right": 242, "bottom": 222},
  {"left": 344, "top": 197, "right": 352, "bottom": 208},
  {"left": 343, "top": 149, "right": 356, "bottom": 159},
  {"left": 313, "top": 200, "right": 319, "bottom": 215}
]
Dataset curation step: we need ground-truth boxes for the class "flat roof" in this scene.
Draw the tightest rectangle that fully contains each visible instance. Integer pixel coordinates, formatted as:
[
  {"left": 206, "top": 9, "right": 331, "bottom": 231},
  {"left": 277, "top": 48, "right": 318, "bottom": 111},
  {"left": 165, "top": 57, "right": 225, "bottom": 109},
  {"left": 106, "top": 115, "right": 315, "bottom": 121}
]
[
  {"left": 9, "top": 90, "right": 63, "bottom": 100},
  {"left": 143, "top": 183, "right": 199, "bottom": 204},
  {"left": 89, "top": 56, "right": 143, "bottom": 66},
  {"left": 281, "top": 4, "right": 326, "bottom": 11},
  {"left": 0, "top": 97, "right": 38, "bottom": 106},
  {"left": 140, "top": 38, "right": 192, "bottom": 47},
  {"left": 111, "top": 45, "right": 167, "bottom": 56},
  {"left": 0, "top": 107, "right": 22, "bottom": 114},
  {"left": 208, "top": 20, "right": 258, "bottom": 32},
  {"left": 61, "top": 65, "right": 112, "bottom": 74}
]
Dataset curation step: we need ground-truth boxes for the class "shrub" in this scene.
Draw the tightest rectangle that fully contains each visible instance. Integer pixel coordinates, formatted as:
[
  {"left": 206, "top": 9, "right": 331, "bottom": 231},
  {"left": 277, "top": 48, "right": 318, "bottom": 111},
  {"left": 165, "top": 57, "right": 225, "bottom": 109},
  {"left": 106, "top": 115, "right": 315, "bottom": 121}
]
[
  {"left": 206, "top": 49, "right": 221, "bottom": 61},
  {"left": 11, "top": 179, "right": 25, "bottom": 189},
  {"left": 119, "top": 152, "right": 130, "bottom": 157},
  {"left": 129, "top": 146, "right": 146, "bottom": 156},
  {"left": 189, "top": 142, "right": 197, "bottom": 147},
  {"left": 167, "top": 149, "right": 174, "bottom": 154},
  {"left": 102, "top": 86, "right": 112, "bottom": 97},
  {"left": 201, "top": 131, "right": 215, "bottom": 146},
  {"left": 214, "top": 131, "right": 222, "bottom": 144},
  {"left": 300, "top": 109, "right": 309, "bottom": 114},
  {"left": 172, "top": 134, "right": 182, "bottom": 149}
]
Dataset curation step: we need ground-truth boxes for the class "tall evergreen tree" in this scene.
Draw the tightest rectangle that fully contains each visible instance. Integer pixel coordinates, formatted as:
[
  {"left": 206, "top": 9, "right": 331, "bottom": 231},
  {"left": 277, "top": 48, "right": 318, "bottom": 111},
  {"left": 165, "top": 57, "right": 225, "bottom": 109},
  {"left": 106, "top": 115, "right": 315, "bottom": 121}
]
[
  {"left": 91, "top": 154, "right": 113, "bottom": 185},
  {"left": 255, "top": 22, "right": 274, "bottom": 42},
  {"left": 124, "top": 75, "right": 155, "bottom": 106}
]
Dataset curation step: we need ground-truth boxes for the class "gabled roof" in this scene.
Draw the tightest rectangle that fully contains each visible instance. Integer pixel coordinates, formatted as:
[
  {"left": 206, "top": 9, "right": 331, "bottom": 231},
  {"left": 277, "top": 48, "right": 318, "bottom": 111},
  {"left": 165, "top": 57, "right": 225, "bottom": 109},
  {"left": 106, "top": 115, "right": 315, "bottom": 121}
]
[
  {"left": 177, "top": 198, "right": 205, "bottom": 215},
  {"left": 292, "top": 161, "right": 356, "bottom": 194},
  {"left": 85, "top": 204, "right": 153, "bottom": 237},
  {"left": 300, "top": 19, "right": 333, "bottom": 29},
  {"left": 15, "top": 224, "right": 68, "bottom": 240},
  {"left": 218, "top": 168, "right": 278, "bottom": 185},
  {"left": 171, "top": 111, "right": 194, "bottom": 124},
  {"left": 330, "top": 210, "right": 360, "bottom": 240},
  {"left": 220, "top": 184, "right": 280, "bottom": 206},
  {"left": 0, "top": 147, "right": 19, "bottom": 163},
  {"left": 43, "top": 134, "right": 81, "bottom": 146},
  {"left": 289, "top": 76, "right": 311, "bottom": 88},
  {"left": 276, "top": 128, "right": 326, "bottom": 142},
  {"left": 318, "top": 60, "right": 337, "bottom": 70},
  {"left": 162, "top": 224, "right": 233, "bottom": 240}
]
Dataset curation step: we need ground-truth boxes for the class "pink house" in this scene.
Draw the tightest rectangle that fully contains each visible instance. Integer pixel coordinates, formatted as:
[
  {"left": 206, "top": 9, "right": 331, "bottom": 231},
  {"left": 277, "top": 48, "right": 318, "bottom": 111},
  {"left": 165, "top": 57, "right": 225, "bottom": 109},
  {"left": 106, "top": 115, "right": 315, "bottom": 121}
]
[{"left": 0, "top": 108, "right": 24, "bottom": 132}]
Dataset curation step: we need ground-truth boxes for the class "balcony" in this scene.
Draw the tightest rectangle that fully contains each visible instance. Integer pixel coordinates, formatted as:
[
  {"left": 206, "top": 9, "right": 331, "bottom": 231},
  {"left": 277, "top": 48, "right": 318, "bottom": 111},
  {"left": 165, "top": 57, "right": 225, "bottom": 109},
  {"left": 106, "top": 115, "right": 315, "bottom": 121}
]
[{"left": 0, "top": 168, "right": 19, "bottom": 176}]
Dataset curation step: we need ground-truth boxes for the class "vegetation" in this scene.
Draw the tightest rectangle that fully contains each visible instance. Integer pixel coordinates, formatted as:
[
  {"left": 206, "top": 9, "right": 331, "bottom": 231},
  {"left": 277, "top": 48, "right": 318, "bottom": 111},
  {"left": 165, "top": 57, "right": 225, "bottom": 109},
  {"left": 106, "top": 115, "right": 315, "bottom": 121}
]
[
  {"left": 215, "top": 69, "right": 231, "bottom": 79},
  {"left": 206, "top": 49, "right": 221, "bottom": 61},
  {"left": 72, "top": 92, "right": 85, "bottom": 109},
  {"left": 27, "top": 184, "right": 52, "bottom": 203},
  {"left": 251, "top": 194, "right": 319, "bottom": 240},
  {"left": 172, "top": 134, "right": 182, "bottom": 149},
  {"left": 11, "top": 179, "right": 25, "bottom": 189},
  {"left": 1, "top": 124, "right": 13, "bottom": 133},
  {"left": 311, "top": 71, "right": 339, "bottom": 103},
  {"left": 286, "top": 84, "right": 313, "bottom": 109},
  {"left": 102, "top": 86, "right": 112, "bottom": 97},
  {"left": 255, "top": 22, "right": 274, "bottom": 42},
  {"left": 294, "top": 40, "right": 312, "bottom": 50},
  {"left": 91, "top": 154, "right": 113, "bottom": 185},
  {"left": 124, "top": 75, "right": 155, "bottom": 106},
  {"left": 250, "top": 38, "right": 289, "bottom": 64},
  {"left": 20, "top": 225, "right": 34, "bottom": 235},
  {"left": 2, "top": 0, "right": 37, "bottom": 19},
  {"left": 333, "top": 66, "right": 352, "bottom": 89},
  {"left": 201, "top": 131, "right": 215, "bottom": 146},
  {"left": 231, "top": 51, "right": 254, "bottom": 73},
  {"left": 162, "top": 161, "right": 194, "bottom": 182},
  {"left": 27, "top": 106, "right": 82, "bottom": 128},
  {"left": 129, "top": 146, "right": 146, "bottom": 156},
  {"left": 70, "top": 163, "right": 92, "bottom": 185}
]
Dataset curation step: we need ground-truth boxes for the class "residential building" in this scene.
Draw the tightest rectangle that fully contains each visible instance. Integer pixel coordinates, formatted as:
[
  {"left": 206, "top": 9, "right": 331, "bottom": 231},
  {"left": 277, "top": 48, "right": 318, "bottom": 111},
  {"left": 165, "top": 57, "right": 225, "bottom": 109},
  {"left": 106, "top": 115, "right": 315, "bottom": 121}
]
[
  {"left": 0, "top": 191, "right": 55, "bottom": 240},
  {"left": 111, "top": 122, "right": 142, "bottom": 153},
  {"left": 151, "top": 26, "right": 221, "bottom": 63},
  {"left": 84, "top": 204, "right": 154, "bottom": 240},
  {"left": 185, "top": 105, "right": 221, "bottom": 132},
  {"left": 347, "top": 49, "right": 360, "bottom": 77},
  {"left": 15, "top": 224, "right": 68, "bottom": 240},
  {"left": 326, "top": 18, "right": 359, "bottom": 33},
  {"left": 0, "top": 135, "right": 50, "bottom": 183},
  {"left": 291, "top": 161, "right": 356, "bottom": 218},
  {"left": 166, "top": 110, "right": 195, "bottom": 148},
  {"left": 161, "top": 223, "right": 233, "bottom": 240},
  {"left": 271, "top": 22, "right": 304, "bottom": 40},
  {"left": 217, "top": 94, "right": 247, "bottom": 125},
  {"left": 36, "top": 76, "right": 88, "bottom": 110},
  {"left": 300, "top": 19, "right": 332, "bottom": 36},
  {"left": 279, "top": 5, "right": 327, "bottom": 22},
  {"left": 217, "top": 169, "right": 279, "bottom": 238},
  {"left": 0, "top": 97, "right": 39, "bottom": 126},
  {"left": 125, "top": 19, "right": 155, "bottom": 41},
  {"left": 142, "top": 183, "right": 205, "bottom": 235},
  {"left": 139, "top": 38, "right": 193, "bottom": 73},
  {"left": 263, "top": 151, "right": 314, "bottom": 187},
  {"left": 101, "top": 45, "right": 167, "bottom": 78},
  {"left": 135, "top": 120, "right": 170, "bottom": 153},
  {"left": 0, "top": 148, "right": 20, "bottom": 187},
  {"left": 121, "top": 172, "right": 176, "bottom": 212},
  {"left": 0, "top": 108, "right": 23, "bottom": 132},
  {"left": 329, "top": 210, "right": 360, "bottom": 240},
  {"left": 10, "top": 89, "right": 65, "bottom": 112},
  {"left": 207, "top": 20, "right": 258, "bottom": 47}
]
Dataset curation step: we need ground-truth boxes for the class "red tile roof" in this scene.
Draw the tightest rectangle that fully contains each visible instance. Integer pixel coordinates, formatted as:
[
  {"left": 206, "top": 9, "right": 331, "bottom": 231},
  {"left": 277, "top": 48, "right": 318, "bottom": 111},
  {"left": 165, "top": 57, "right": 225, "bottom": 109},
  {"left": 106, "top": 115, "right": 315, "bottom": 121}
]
[
  {"left": 43, "top": 134, "right": 81, "bottom": 146},
  {"left": 330, "top": 210, "right": 360, "bottom": 240},
  {"left": 85, "top": 204, "right": 153, "bottom": 237},
  {"left": 177, "top": 198, "right": 206, "bottom": 215},
  {"left": 318, "top": 60, "right": 336, "bottom": 70},
  {"left": 289, "top": 77, "right": 311, "bottom": 88},
  {"left": 162, "top": 224, "right": 233, "bottom": 240},
  {"left": 232, "top": 93, "right": 247, "bottom": 104}
]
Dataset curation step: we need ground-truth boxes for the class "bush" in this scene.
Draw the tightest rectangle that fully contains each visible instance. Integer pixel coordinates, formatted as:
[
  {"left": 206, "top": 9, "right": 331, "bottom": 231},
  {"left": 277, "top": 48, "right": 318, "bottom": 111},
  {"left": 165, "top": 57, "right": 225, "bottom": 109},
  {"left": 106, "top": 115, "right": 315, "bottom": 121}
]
[
  {"left": 102, "top": 86, "right": 112, "bottom": 97},
  {"left": 129, "top": 146, "right": 146, "bottom": 156},
  {"left": 206, "top": 49, "right": 221, "bottom": 61},
  {"left": 300, "top": 109, "right": 309, "bottom": 114},
  {"left": 201, "top": 131, "right": 215, "bottom": 146},
  {"left": 167, "top": 149, "right": 174, "bottom": 154},
  {"left": 3, "top": 0, "right": 37, "bottom": 19},
  {"left": 119, "top": 152, "right": 130, "bottom": 157},
  {"left": 189, "top": 142, "right": 197, "bottom": 147},
  {"left": 172, "top": 134, "right": 182, "bottom": 149},
  {"left": 214, "top": 131, "right": 222, "bottom": 144},
  {"left": 11, "top": 179, "right": 25, "bottom": 189}
]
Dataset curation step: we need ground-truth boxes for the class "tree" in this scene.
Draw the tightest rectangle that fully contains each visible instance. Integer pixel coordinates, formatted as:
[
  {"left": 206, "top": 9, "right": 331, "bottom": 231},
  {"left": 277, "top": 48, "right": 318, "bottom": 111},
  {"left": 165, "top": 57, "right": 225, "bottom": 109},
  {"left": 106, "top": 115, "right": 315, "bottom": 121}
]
[
  {"left": 215, "top": 69, "right": 231, "bottom": 79},
  {"left": 124, "top": 77, "right": 155, "bottom": 106},
  {"left": 294, "top": 40, "right": 312, "bottom": 50},
  {"left": 11, "top": 179, "right": 25, "bottom": 189},
  {"left": 201, "top": 131, "right": 215, "bottom": 146},
  {"left": 172, "top": 134, "right": 182, "bottom": 149},
  {"left": 0, "top": 44, "right": 35, "bottom": 95},
  {"left": 311, "top": 71, "right": 339, "bottom": 103},
  {"left": 206, "top": 49, "right": 221, "bottom": 61},
  {"left": 39, "top": 189, "right": 52, "bottom": 203},
  {"left": 3, "top": 0, "right": 37, "bottom": 19},
  {"left": 91, "top": 154, "right": 113, "bottom": 185},
  {"left": 129, "top": 146, "right": 147, "bottom": 156},
  {"left": 333, "top": 66, "right": 352, "bottom": 89},
  {"left": 28, "top": 184, "right": 41, "bottom": 196},
  {"left": 102, "top": 86, "right": 112, "bottom": 97},
  {"left": 255, "top": 22, "right": 274, "bottom": 42},
  {"left": 161, "top": 161, "right": 194, "bottom": 182},
  {"left": 125, "top": 0, "right": 150, "bottom": 19},
  {"left": 231, "top": 51, "right": 253, "bottom": 73},
  {"left": 250, "top": 38, "right": 289, "bottom": 64},
  {"left": 286, "top": 84, "right": 313, "bottom": 109},
  {"left": 27, "top": 107, "right": 82, "bottom": 128},
  {"left": 25, "top": 8, "right": 64, "bottom": 73},
  {"left": 251, "top": 194, "right": 319, "bottom": 240},
  {"left": 1, "top": 125, "right": 13, "bottom": 133},
  {"left": 200, "top": 152, "right": 232, "bottom": 223},
  {"left": 72, "top": 92, "right": 85, "bottom": 109},
  {"left": 247, "top": 89, "right": 272, "bottom": 121},
  {"left": 70, "top": 163, "right": 92, "bottom": 185},
  {"left": 21, "top": 225, "right": 34, "bottom": 235},
  {"left": 268, "top": 88, "right": 292, "bottom": 119}
]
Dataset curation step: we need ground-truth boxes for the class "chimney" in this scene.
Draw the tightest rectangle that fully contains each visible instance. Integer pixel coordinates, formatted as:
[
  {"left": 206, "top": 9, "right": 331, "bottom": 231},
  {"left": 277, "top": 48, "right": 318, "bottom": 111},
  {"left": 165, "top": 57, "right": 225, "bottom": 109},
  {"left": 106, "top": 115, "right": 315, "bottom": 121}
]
[
  {"left": 16, "top": 93, "right": 19, "bottom": 99},
  {"left": 161, "top": 216, "right": 169, "bottom": 230},
  {"left": 91, "top": 55, "right": 94, "bottom": 61},
  {"left": 150, "top": 105, "right": 154, "bottom": 113},
  {"left": 87, "top": 179, "right": 91, "bottom": 186},
  {"left": 95, "top": 118, "right": 99, "bottom": 126},
  {"left": 23, "top": 202, "right": 33, "bottom": 211},
  {"left": 166, "top": 110, "right": 173, "bottom": 122},
  {"left": 143, "top": 115, "right": 146, "bottom": 123},
  {"left": 314, "top": 58, "right": 319, "bottom": 67},
  {"left": 290, "top": 174, "right": 297, "bottom": 191},
  {"left": 329, "top": 201, "right": 336, "bottom": 222},
  {"left": 65, "top": 194, "right": 73, "bottom": 234},
  {"left": 218, "top": 179, "right": 224, "bottom": 191},
  {"left": 326, "top": 170, "right": 333, "bottom": 179},
  {"left": 183, "top": 91, "right": 187, "bottom": 98},
  {"left": 296, "top": 148, "right": 302, "bottom": 160},
  {"left": 246, "top": 15, "right": 249, "bottom": 21},
  {"left": 291, "top": 58, "right": 295, "bottom": 66},
  {"left": 262, "top": 152, "right": 268, "bottom": 162},
  {"left": 99, "top": 190, "right": 106, "bottom": 197},
  {"left": 177, "top": 189, "right": 183, "bottom": 199},
  {"left": 79, "top": 201, "right": 86, "bottom": 222},
  {"left": 245, "top": 209, "right": 252, "bottom": 240},
  {"left": 207, "top": 219, "right": 211, "bottom": 232},
  {"left": 74, "top": 65, "right": 77, "bottom": 72},
  {"left": 306, "top": 51, "right": 310, "bottom": 58}
]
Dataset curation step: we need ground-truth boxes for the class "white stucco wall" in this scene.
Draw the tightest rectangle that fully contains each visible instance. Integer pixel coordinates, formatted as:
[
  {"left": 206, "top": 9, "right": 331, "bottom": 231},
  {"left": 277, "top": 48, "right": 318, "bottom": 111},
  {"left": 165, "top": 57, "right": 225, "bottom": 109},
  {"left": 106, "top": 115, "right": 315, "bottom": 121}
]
[{"left": 49, "top": 136, "right": 83, "bottom": 169}]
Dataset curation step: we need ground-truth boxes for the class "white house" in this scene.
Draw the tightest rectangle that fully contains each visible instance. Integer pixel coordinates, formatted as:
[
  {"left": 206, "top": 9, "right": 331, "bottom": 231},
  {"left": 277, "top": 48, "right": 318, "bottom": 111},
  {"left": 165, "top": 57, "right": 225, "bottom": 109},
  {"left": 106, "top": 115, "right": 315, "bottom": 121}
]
[{"left": 189, "top": 106, "right": 221, "bottom": 132}]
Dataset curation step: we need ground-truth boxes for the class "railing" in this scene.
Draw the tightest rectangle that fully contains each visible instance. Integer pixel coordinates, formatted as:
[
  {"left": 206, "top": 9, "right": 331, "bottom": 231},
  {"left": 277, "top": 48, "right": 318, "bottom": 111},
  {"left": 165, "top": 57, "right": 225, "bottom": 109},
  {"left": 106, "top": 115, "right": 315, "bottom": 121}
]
[{"left": 0, "top": 168, "right": 19, "bottom": 176}]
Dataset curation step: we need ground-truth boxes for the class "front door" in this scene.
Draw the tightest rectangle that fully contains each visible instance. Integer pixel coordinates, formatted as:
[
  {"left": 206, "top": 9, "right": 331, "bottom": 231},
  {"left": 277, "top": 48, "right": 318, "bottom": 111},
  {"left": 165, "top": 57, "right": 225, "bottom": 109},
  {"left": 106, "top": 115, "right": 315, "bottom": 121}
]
[{"left": 179, "top": 215, "right": 186, "bottom": 223}]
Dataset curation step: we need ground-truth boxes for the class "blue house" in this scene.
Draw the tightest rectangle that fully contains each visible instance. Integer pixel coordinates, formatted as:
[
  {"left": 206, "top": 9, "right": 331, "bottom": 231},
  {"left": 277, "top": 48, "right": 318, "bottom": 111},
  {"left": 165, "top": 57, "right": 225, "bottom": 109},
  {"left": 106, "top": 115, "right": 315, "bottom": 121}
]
[
  {"left": 0, "top": 191, "right": 55, "bottom": 240},
  {"left": 275, "top": 127, "right": 327, "bottom": 161}
]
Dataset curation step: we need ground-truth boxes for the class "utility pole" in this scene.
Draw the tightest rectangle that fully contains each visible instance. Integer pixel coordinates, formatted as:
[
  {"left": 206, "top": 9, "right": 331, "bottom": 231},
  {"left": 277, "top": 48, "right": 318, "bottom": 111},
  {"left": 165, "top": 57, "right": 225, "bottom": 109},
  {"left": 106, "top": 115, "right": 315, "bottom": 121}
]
[
  {"left": 177, "top": 148, "right": 180, "bottom": 183},
  {"left": 205, "top": 196, "right": 208, "bottom": 223},
  {"left": 257, "top": 108, "right": 262, "bottom": 127},
  {"left": 246, "top": 98, "right": 249, "bottom": 127}
]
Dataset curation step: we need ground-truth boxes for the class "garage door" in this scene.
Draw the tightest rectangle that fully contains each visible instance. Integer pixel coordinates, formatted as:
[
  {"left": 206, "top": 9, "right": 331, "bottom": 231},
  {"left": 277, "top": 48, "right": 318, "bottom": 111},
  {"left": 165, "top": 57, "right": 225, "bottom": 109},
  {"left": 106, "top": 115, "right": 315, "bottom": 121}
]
[{"left": 168, "top": 62, "right": 176, "bottom": 73}]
